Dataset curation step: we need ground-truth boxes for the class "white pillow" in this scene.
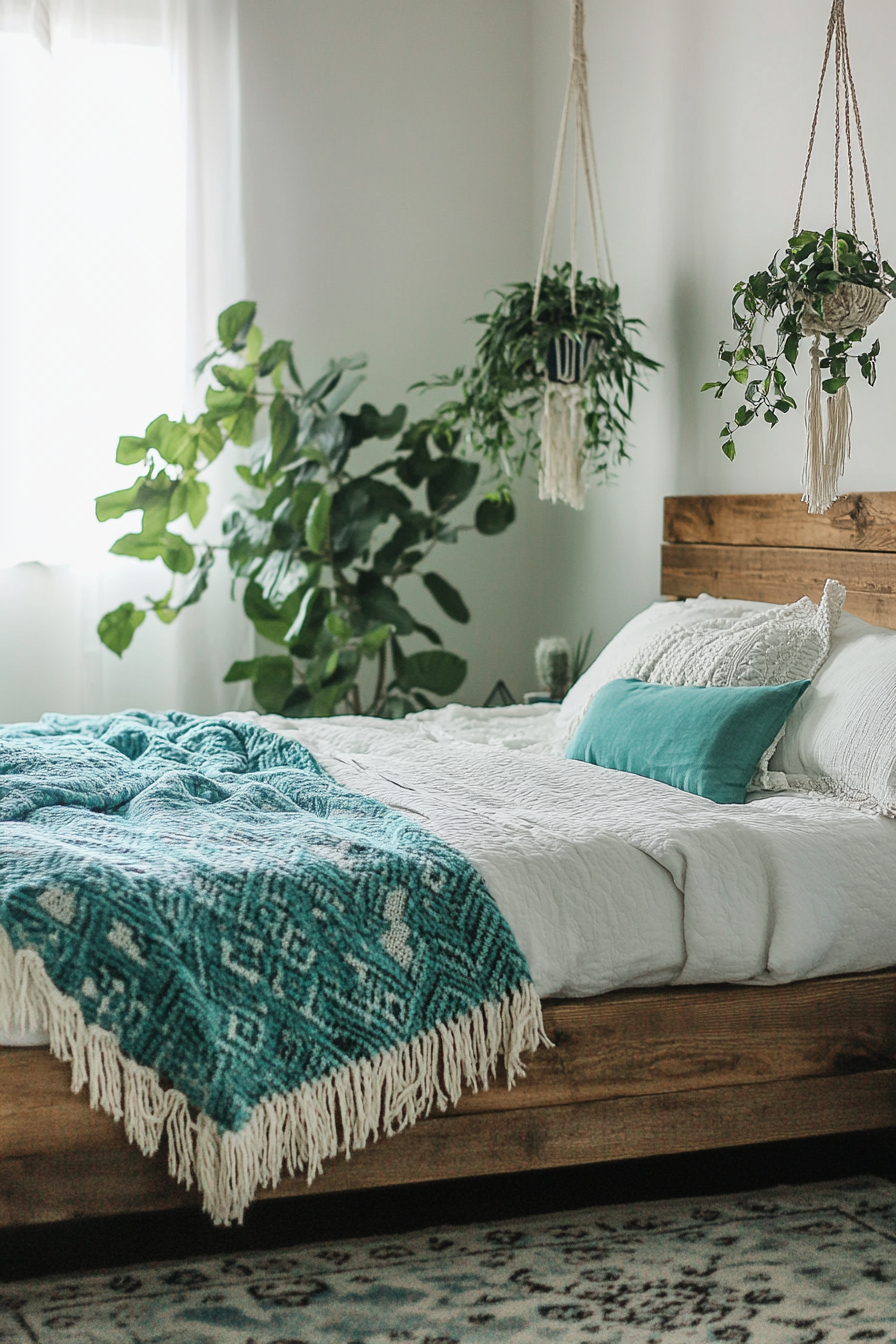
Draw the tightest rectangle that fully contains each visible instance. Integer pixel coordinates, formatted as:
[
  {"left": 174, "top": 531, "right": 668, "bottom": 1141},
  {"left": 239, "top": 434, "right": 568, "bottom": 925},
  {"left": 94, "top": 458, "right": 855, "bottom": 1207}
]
[
  {"left": 558, "top": 584, "right": 845, "bottom": 748},
  {"left": 557, "top": 594, "right": 772, "bottom": 737},
  {"left": 768, "top": 610, "right": 896, "bottom": 816},
  {"left": 619, "top": 580, "right": 845, "bottom": 688}
]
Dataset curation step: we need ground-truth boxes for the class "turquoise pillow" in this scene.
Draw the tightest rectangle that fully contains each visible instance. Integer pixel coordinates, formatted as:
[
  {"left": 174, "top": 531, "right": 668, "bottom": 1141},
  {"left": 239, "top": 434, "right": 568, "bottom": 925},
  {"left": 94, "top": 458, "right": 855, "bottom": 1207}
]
[{"left": 565, "top": 678, "right": 810, "bottom": 804}]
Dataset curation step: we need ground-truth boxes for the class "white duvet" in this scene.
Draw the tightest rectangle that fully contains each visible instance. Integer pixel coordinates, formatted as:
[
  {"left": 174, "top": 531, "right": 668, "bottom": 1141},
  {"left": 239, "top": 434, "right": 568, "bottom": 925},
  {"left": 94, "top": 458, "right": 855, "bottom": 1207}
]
[
  {"left": 246, "top": 703, "right": 896, "bottom": 996},
  {"left": 4, "top": 701, "right": 895, "bottom": 1045}
]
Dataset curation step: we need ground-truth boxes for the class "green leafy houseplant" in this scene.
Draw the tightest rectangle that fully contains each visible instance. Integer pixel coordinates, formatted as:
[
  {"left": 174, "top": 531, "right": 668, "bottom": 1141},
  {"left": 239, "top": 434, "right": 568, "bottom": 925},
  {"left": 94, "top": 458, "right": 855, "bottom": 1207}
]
[
  {"left": 703, "top": 228, "right": 895, "bottom": 460},
  {"left": 96, "top": 301, "right": 516, "bottom": 719},
  {"left": 421, "top": 262, "right": 660, "bottom": 487}
]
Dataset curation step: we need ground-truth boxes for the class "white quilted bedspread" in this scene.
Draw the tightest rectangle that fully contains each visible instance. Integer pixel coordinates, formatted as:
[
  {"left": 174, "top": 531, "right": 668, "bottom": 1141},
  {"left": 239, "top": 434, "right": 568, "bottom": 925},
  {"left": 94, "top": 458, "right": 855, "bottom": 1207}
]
[
  {"left": 243, "top": 703, "right": 896, "bottom": 999},
  {"left": 3, "top": 701, "right": 894, "bottom": 1045}
]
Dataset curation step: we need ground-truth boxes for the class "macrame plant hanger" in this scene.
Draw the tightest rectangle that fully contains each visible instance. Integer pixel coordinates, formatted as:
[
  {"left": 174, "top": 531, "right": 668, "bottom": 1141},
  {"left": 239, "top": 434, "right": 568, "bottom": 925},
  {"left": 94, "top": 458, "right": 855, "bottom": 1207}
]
[
  {"left": 795, "top": 0, "right": 888, "bottom": 514},
  {"left": 533, "top": 0, "right": 612, "bottom": 510}
]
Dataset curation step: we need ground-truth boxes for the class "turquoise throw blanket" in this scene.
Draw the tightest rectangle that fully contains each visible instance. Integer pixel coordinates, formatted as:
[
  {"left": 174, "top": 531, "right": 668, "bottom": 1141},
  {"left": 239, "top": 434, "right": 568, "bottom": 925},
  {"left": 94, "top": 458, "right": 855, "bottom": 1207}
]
[{"left": 0, "top": 712, "right": 543, "bottom": 1223}]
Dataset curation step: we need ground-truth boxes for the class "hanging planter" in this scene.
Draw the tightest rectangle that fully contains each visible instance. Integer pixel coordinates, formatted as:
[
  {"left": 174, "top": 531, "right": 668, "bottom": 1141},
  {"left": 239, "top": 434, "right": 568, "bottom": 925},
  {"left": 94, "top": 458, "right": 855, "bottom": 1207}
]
[
  {"left": 546, "top": 333, "right": 596, "bottom": 384},
  {"left": 424, "top": 264, "right": 659, "bottom": 510},
  {"left": 422, "top": 0, "right": 658, "bottom": 510},
  {"left": 704, "top": 0, "right": 895, "bottom": 514}
]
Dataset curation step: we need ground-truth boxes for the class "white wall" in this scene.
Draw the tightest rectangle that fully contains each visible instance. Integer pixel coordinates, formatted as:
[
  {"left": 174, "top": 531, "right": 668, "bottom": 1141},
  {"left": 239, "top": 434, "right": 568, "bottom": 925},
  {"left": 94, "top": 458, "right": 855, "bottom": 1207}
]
[
  {"left": 9, "top": 2, "right": 890, "bottom": 718},
  {"left": 238, "top": 0, "right": 572, "bottom": 706},
  {"left": 531, "top": 0, "right": 679, "bottom": 660},
  {"left": 533, "top": 0, "right": 896, "bottom": 655}
]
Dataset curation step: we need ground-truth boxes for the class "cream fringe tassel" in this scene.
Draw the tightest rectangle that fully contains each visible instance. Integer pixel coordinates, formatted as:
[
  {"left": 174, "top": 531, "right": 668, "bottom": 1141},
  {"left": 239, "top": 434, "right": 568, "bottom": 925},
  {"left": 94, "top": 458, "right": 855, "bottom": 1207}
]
[
  {"left": 0, "top": 927, "right": 550, "bottom": 1226},
  {"left": 539, "top": 382, "right": 588, "bottom": 510},
  {"left": 802, "top": 333, "right": 852, "bottom": 515}
]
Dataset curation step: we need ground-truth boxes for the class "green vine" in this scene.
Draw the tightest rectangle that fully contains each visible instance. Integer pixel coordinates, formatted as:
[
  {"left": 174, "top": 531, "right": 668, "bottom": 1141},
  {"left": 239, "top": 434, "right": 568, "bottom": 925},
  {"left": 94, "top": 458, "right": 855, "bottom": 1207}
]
[{"left": 703, "top": 228, "right": 896, "bottom": 459}]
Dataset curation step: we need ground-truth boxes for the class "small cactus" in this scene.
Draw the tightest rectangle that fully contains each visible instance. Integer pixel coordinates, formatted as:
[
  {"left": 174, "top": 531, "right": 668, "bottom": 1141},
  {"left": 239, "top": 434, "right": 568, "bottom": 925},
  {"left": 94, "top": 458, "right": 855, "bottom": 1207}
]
[{"left": 535, "top": 637, "right": 571, "bottom": 700}]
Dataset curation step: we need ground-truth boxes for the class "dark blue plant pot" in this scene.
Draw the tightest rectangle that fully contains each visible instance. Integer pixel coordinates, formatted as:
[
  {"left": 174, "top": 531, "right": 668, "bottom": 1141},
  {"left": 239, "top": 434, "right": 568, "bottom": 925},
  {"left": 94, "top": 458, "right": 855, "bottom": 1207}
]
[{"left": 545, "top": 334, "right": 596, "bottom": 384}]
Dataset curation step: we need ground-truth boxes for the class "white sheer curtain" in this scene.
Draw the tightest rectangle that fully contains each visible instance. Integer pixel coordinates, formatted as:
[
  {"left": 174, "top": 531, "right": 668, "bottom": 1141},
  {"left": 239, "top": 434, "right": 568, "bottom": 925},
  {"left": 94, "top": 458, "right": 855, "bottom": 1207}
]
[{"left": 0, "top": 0, "right": 252, "bottom": 722}]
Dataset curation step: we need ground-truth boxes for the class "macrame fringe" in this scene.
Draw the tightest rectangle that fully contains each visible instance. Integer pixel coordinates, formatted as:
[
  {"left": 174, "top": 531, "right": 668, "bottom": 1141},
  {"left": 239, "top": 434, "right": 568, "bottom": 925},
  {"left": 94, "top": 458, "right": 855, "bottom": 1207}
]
[
  {"left": 802, "top": 333, "right": 852, "bottom": 515},
  {"left": 0, "top": 927, "right": 550, "bottom": 1226},
  {"left": 539, "top": 382, "right": 587, "bottom": 509}
]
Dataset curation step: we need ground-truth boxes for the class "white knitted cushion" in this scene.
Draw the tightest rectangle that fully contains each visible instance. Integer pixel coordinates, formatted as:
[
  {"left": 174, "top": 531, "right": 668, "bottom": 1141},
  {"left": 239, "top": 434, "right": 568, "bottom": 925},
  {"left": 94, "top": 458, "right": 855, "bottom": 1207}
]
[
  {"left": 556, "top": 594, "right": 771, "bottom": 741},
  {"left": 768, "top": 610, "right": 896, "bottom": 816},
  {"left": 558, "top": 584, "right": 846, "bottom": 758},
  {"left": 618, "top": 580, "right": 845, "bottom": 688}
]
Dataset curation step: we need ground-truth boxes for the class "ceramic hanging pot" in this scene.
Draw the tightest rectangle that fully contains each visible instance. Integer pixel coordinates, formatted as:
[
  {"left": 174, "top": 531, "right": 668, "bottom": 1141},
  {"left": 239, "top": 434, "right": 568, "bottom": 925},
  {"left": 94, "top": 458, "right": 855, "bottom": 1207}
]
[{"left": 545, "top": 334, "right": 597, "bottom": 385}]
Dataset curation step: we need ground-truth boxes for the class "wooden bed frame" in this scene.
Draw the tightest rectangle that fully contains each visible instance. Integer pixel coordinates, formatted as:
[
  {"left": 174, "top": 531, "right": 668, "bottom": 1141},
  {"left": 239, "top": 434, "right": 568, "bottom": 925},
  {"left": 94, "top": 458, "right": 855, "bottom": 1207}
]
[{"left": 2, "top": 491, "right": 896, "bottom": 1228}]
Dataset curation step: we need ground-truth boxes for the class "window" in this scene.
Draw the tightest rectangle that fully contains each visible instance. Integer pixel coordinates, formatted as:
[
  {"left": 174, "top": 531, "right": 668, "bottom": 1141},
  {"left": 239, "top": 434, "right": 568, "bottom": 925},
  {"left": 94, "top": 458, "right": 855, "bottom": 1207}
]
[{"left": 0, "top": 25, "right": 186, "bottom": 569}]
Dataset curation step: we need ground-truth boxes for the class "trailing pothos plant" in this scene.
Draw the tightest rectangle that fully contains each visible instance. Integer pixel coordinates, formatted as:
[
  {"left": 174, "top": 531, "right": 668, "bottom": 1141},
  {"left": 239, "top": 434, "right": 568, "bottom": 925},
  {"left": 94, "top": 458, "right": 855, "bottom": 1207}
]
[
  {"left": 702, "top": 228, "right": 896, "bottom": 459},
  {"left": 420, "top": 262, "right": 660, "bottom": 484},
  {"left": 96, "top": 301, "right": 515, "bottom": 718}
]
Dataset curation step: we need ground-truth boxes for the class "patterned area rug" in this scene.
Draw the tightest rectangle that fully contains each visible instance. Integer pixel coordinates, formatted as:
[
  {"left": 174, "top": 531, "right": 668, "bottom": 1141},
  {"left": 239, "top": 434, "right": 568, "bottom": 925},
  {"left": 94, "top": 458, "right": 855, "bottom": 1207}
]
[{"left": 1, "top": 1176, "right": 894, "bottom": 1342}]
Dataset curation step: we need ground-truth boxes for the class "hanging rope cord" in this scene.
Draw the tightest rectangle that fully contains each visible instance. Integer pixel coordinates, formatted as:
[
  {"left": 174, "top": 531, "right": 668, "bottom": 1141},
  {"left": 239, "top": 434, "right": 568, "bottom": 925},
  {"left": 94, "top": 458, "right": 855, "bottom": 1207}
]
[
  {"left": 792, "top": 0, "right": 881, "bottom": 272},
  {"left": 532, "top": 0, "right": 613, "bottom": 318},
  {"left": 791, "top": 0, "right": 888, "bottom": 516}
]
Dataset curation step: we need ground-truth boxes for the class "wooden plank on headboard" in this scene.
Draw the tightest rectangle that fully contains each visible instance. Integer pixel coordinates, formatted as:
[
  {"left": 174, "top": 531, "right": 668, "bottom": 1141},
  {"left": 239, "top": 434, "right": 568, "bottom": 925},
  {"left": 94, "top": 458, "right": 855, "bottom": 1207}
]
[
  {"left": 661, "top": 541, "right": 896, "bottom": 627},
  {"left": 665, "top": 493, "right": 896, "bottom": 552},
  {"left": 662, "top": 493, "right": 896, "bottom": 628}
]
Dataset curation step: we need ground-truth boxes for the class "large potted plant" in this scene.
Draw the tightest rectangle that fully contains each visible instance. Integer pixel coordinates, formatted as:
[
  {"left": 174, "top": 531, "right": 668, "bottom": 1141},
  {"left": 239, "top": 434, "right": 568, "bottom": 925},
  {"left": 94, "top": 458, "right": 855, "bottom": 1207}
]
[
  {"left": 422, "top": 262, "right": 659, "bottom": 510},
  {"left": 97, "top": 302, "right": 516, "bottom": 718}
]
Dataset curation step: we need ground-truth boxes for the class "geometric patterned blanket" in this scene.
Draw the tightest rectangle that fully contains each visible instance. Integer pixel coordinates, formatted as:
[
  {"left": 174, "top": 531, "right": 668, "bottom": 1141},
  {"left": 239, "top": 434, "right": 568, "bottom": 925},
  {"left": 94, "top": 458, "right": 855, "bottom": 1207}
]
[{"left": 0, "top": 711, "right": 545, "bottom": 1224}]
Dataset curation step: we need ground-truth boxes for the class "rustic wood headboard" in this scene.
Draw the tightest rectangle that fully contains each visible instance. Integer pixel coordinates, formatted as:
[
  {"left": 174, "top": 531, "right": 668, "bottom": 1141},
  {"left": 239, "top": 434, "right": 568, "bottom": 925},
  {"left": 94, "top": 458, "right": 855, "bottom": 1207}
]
[{"left": 662, "top": 492, "right": 896, "bottom": 630}]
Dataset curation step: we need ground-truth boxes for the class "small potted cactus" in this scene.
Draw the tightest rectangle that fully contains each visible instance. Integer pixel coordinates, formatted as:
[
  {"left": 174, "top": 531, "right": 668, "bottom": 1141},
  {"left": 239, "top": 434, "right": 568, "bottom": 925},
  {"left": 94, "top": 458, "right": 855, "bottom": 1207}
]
[{"left": 535, "top": 637, "right": 572, "bottom": 701}]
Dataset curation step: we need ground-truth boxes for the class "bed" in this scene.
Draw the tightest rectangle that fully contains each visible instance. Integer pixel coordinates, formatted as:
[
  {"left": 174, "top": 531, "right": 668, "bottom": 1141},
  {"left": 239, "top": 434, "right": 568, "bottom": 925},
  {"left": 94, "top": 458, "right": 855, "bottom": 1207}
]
[{"left": 1, "top": 490, "right": 895, "bottom": 1229}]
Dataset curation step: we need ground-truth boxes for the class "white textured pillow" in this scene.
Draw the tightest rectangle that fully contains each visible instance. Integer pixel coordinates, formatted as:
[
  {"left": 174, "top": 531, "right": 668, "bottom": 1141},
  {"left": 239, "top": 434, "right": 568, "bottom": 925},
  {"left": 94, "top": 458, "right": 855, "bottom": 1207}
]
[
  {"left": 619, "top": 580, "right": 845, "bottom": 688},
  {"left": 557, "top": 592, "right": 787, "bottom": 740},
  {"left": 767, "top": 610, "right": 896, "bottom": 816},
  {"left": 558, "top": 584, "right": 846, "bottom": 752}
]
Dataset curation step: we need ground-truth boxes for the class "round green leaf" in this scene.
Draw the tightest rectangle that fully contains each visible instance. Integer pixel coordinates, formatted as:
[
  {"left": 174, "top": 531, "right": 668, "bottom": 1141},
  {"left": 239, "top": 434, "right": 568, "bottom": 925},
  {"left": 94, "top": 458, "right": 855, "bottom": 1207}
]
[
  {"left": 305, "top": 487, "right": 332, "bottom": 554},
  {"left": 270, "top": 393, "right": 299, "bottom": 466},
  {"left": 250, "top": 654, "right": 295, "bottom": 712},
  {"left": 212, "top": 363, "right": 256, "bottom": 391},
  {"left": 423, "top": 572, "right": 470, "bottom": 623},
  {"left": 95, "top": 478, "right": 144, "bottom": 523},
  {"left": 159, "top": 533, "right": 196, "bottom": 574},
  {"left": 474, "top": 492, "right": 516, "bottom": 535},
  {"left": 217, "top": 301, "right": 257, "bottom": 351},
  {"left": 116, "top": 436, "right": 151, "bottom": 465},
  {"left": 359, "top": 623, "right": 391, "bottom": 657},
  {"left": 97, "top": 603, "right": 146, "bottom": 657},
  {"left": 206, "top": 387, "right": 247, "bottom": 418},
  {"left": 426, "top": 456, "right": 479, "bottom": 514},
  {"left": 399, "top": 650, "right": 467, "bottom": 696}
]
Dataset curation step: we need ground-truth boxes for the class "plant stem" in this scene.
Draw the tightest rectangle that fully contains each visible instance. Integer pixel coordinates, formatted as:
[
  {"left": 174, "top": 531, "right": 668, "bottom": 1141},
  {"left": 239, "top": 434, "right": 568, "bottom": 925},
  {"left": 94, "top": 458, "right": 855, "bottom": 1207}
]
[{"left": 372, "top": 643, "right": 388, "bottom": 712}]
